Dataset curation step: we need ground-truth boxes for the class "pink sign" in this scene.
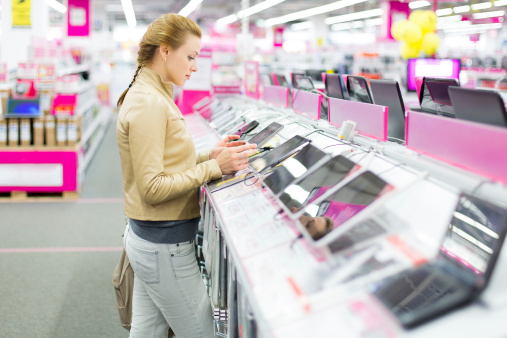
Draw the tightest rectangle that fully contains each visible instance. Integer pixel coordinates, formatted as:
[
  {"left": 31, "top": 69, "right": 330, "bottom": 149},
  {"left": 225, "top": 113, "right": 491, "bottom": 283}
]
[
  {"left": 244, "top": 61, "right": 260, "bottom": 100},
  {"left": 0, "top": 63, "right": 7, "bottom": 82},
  {"left": 380, "top": 1, "right": 410, "bottom": 41},
  {"left": 292, "top": 89, "right": 322, "bottom": 120},
  {"left": 262, "top": 85, "right": 289, "bottom": 108},
  {"left": 273, "top": 26, "right": 284, "bottom": 47},
  {"left": 67, "top": 0, "right": 90, "bottom": 37},
  {"left": 406, "top": 110, "right": 507, "bottom": 185},
  {"left": 328, "top": 98, "right": 388, "bottom": 142},
  {"left": 38, "top": 63, "right": 56, "bottom": 85}
]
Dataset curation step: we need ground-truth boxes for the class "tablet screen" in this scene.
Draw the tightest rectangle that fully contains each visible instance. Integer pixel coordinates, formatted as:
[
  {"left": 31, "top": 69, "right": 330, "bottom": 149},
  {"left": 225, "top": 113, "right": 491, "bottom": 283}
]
[
  {"left": 246, "top": 122, "right": 283, "bottom": 148},
  {"left": 250, "top": 135, "right": 310, "bottom": 173}
]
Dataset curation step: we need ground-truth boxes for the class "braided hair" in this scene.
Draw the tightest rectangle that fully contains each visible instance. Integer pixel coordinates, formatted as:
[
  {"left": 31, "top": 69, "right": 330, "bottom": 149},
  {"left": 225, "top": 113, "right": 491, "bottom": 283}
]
[{"left": 117, "top": 13, "right": 201, "bottom": 107}]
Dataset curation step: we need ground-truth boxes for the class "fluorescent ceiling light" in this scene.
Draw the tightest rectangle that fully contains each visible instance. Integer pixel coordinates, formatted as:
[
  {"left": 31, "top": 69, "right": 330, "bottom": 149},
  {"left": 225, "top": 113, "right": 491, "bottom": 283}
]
[
  {"left": 471, "top": 2, "right": 493, "bottom": 10},
  {"left": 365, "top": 18, "right": 383, "bottom": 26},
  {"left": 46, "top": 0, "right": 67, "bottom": 14},
  {"left": 444, "top": 22, "right": 502, "bottom": 33},
  {"left": 409, "top": 1, "right": 431, "bottom": 9},
  {"left": 216, "top": 14, "right": 238, "bottom": 26},
  {"left": 179, "top": 0, "right": 203, "bottom": 17},
  {"left": 264, "top": 0, "right": 368, "bottom": 26},
  {"left": 473, "top": 10, "right": 505, "bottom": 19},
  {"left": 495, "top": 0, "right": 507, "bottom": 6},
  {"left": 238, "top": 0, "right": 286, "bottom": 18},
  {"left": 453, "top": 5, "right": 470, "bottom": 13},
  {"left": 437, "top": 20, "right": 472, "bottom": 29},
  {"left": 121, "top": 0, "right": 136, "bottom": 28},
  {"left": 216, "top": 0, "right": 286, "bottom": 26},
  {"left": 437, "top": 15, "right": 462, "bottom": 23},
  {"left": 291, "top": 21, "right": 313, "bottom": 31},
  {"left": 325, "top": 8, "right": 383, "bottom": 25},
  {"left": 436, "top": 8, "right": 453, "bottom": 16}
]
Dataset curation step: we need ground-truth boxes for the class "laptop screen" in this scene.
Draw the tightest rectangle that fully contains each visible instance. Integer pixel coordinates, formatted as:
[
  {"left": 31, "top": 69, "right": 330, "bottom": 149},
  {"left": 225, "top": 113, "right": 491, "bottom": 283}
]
[
  {"left": 448, "top": 87, "right": 507, "bottom": 127},
  {"left": 293, "top": 75, "right": 315, "bottom": 91},
  {"left": 425, "top": 78, "right": 459, "bottom": 106},
  {"left": 347, "top": 76, "right": 373, "bottom": 104},
  {"left": 263, "top": 144, "right": 328, "bottom": 195},
  {"left": 439, "top": 194, "right": 507, "bottom": 287},
  {"left": 275, "top": 74, "right": 288, "bottom": 87},
  {"left": 246, "top": 122, "right": 283, "bottom": 148},
  {"left": 6, "top": 99, "right": 41, "bottom": 118},
  {"left": 325, "top": 74, "right": 348, "bottom": 100},
  {"left": 278, "top": 155, "right": 358, "bottom": 217},
  {"left": 250, "top": 135, "right": 310, "bottom": 173},
  {"left": 295, "top": 171, "right": 392, "bottom": 242},
  {"left": 369, "top": 80, "right": 406, "bottom": 141}
]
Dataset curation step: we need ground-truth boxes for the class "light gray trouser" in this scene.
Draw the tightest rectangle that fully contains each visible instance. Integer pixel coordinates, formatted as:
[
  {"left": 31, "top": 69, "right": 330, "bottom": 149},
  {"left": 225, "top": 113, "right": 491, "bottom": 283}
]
[{"left": 124, "top": 223, "right": 215, "bottom": 338}]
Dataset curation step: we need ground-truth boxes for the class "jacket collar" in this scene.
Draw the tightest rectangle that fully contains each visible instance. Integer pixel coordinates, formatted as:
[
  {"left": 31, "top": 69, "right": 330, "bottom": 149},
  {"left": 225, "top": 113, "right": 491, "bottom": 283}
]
[{"left": 137, "top": 67, "right": 174, "bottom": 99}]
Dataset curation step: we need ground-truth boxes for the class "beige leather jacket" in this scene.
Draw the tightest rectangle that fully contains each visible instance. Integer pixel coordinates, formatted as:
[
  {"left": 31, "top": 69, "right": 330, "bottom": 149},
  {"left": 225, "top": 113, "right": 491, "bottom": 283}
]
[{"left": 117, "top": 67, "right": 222, "bottom": 221}]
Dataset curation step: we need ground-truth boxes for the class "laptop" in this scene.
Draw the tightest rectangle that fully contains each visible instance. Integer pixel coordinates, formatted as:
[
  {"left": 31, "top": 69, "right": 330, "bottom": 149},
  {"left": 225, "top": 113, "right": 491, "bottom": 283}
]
[
  {"left": 293, "top": 74, "right": 315, "bottom": 91},
  {"left": 244, "top": 121, "right": 284, "bottom": 148},
  {"left": 372, "top": 193, "right": 507, "bottom": 328},
  {"left": 346, "top": 75, "right": 374, "bottom": 104},
  {"left": 369, "top": 80, "right": 406, "bottom": 142},
  {"left": 412, "top": 77, "right": 459, "bottom": 117},
  {"left": 273, "top": 73, "right": 288, "bottom": 87},
  {"left": 325, "top": 73, "right": 350, "bottom": 100},
  {"left": 286, "top": 170, "right": 394, "bottom": 247},
  {"left": 448, "top": 87, "right": 507, "bottom": 127},
  {"left": 262, "top": 144, "right": 330, "bottom": 195},
  {"left": 207, "top": 135, "right": 310, "bottom": 193}
]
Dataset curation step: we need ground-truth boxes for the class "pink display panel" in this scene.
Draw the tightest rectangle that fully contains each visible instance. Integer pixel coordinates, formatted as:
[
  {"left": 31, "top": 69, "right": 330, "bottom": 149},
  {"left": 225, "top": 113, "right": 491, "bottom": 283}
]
[
  {"left": 67, "top": 0, "right": 90, "bottom": 37},
  {"left": 0, "top": 150, "right": 78, "bottom": 192},
  {"left": 262, "top": 85, "right": 289, "bottom": 108},
  {"left": 328, "top": 98, "right": 388, "bottom": 142},
  {"left": 244, "top": 61, "right": 260, "bottom": 100},
  {"left": 292, "top": 89, "right": 322, "bottom": 120},
  {"left": 406, "top": 110, "right": 507, "bottom": 185}
]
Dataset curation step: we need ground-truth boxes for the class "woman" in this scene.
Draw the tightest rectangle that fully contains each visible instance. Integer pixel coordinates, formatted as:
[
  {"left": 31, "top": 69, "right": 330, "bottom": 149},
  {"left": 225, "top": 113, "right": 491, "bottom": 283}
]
[{"left": 116, "top": 14, "right": 257, "bottom": 337}]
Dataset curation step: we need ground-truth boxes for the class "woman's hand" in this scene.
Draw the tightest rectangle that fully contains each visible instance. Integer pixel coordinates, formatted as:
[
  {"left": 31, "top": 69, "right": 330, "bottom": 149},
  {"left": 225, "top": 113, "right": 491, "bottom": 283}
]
[
  {"left": 216, "top": 143, "right": 258, "bottom": 175},
  {"left": 210, "top": 135, "right": 249, "bottom": 160}
]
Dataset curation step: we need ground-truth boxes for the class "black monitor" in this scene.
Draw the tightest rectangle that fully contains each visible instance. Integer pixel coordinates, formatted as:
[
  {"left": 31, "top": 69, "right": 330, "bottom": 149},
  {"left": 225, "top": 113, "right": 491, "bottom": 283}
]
[
  {"left": 449, "top": 87, "right": 507, "bottom": 127},
  {"left": 419, "top": 77, "right": 459, "bottom": 117},
  {"left": 291, "top": 72, "right": 305, "bottom": 88},
  {"left": 346, "top": 75, "right": 374, "bottom": 104},
  {"left": 325, "top": 74, "right": 349, "bottom": 100},
  {"left": 305, "top": 69, "right": 325, "bottom": 83},
  {"left": 369, "top": 80, "right": 406, "bottom": 141}
]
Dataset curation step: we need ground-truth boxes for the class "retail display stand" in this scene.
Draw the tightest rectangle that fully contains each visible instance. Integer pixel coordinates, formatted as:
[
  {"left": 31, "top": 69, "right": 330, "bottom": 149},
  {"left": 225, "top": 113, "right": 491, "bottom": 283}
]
[
  {"left": 328, "top": 97, "right": 388, "bottom": 142},
  {"left": 405, "top": 110, "right": 507, "bottom": 185},
  {"left": 0, "top": 66, "right": 110, "bottom": 201}
]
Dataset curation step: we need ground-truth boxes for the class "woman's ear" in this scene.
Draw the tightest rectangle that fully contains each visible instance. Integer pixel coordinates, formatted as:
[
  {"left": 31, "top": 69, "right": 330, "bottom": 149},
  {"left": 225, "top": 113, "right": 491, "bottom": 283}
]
[{"left": 159, "top": 44, "right": 170, "bottom": 60}]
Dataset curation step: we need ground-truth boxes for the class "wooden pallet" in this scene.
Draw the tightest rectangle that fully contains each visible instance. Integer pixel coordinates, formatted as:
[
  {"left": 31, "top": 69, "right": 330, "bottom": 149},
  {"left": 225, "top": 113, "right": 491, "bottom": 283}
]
[{"left": 0, "top": 190, "right": 80, "bottom": 202}]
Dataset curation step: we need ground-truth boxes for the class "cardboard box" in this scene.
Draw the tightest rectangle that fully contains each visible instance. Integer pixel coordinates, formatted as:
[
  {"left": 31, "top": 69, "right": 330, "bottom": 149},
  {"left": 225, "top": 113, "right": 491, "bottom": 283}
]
[
  {"left": 45, "top": 115, "right": 56, "bottom": 147},
  {"left": 0, "top": 89, "right": 11, "bottom": 116},
  {"left": 33, "top": 118, "right": 44, "bottom": 146},
  {"left": 56, "top": 115, "right": 67, "bottom": 147},
  {"left": 8, "top": 118, "right": 19, "bottom": 147},
  {"left": 67, "top": 116, "right": 77, "bottom": 146},
  {"left": 0, "top": 117, "right": 6, "bottom": 146},
  {"left": 20, "top": 118, "right": 31, "bottom": 146}
]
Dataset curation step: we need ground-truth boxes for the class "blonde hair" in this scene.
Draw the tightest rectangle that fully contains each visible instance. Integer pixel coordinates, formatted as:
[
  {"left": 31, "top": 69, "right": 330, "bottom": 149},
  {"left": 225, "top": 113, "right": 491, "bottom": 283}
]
[{"left": 117, "top": 14, "right": 202, "bottom": 107}]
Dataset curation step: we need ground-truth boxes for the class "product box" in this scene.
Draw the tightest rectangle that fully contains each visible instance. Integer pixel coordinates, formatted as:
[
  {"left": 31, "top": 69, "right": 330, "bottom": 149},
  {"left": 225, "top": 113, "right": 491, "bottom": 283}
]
[
  {"left": 56, "top": 115, "right": 67, "bottom": 147},
  {"left": 45, "top": 115, "right": 56, "bottom": 147},
  {"left": 67, "top": 116, "right": 78, "bottom": 146},
  {"left": 8, "top": 118, "right": 19, "bottom": 146},
  {"left": 0, "top": 90, "right": 10, "bottom": 116},
  {"left": 33, "top": 118, "right": 44, "bottom": 146},
  {"left": 40, "top": 90, "right": 53, "bottom": 115},
  {"left": 20, "top": 118, "right": 31, "bottom": 146},
  {"left": 0, "top": 117, "right": 6, "bottom": 146}
]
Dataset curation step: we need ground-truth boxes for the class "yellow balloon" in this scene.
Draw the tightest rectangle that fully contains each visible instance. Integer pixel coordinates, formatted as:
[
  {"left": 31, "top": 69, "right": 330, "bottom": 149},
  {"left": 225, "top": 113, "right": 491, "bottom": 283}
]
[
  {"left": 391, "top": 20, "right": 408, "bottom": 41},
  {"left": 421, "top": 32, "right": 440, "bottom": 56},
  {"left": 401, "top": 42, "right": 420, "bottom": 59},
  {"left": 410, "top": 10, "right": 437, "bottom": 34},
  {"left": 400, "top": 21, "right": 423, "bottom": 45}
]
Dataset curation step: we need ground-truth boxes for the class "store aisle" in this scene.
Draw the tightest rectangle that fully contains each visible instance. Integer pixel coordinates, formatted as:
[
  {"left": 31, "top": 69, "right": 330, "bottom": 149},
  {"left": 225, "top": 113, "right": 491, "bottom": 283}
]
[{"left": 0, "top": 114, "right": 127, "bottom": 338}]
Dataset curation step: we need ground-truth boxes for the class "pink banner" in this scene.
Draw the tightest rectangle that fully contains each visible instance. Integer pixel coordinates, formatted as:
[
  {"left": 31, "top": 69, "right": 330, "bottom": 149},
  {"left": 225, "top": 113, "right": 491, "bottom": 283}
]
[
  {"left": 262, "top": 85, "right": 289, "bottom": 108},
  {"left": 67, "top": 0, "right": 90, "bottom": 37},
  {"left": 292, "top": 89, "right": 322, "bottom": 120},
  {"left": 406, "top": 110, "right": 507, "bottom": 184},
  {"left": 380, "top": 1, "right": 410, "bottom": 41},
  {"left": 328, "top": 98, "right": 388, "bottom": 141}
]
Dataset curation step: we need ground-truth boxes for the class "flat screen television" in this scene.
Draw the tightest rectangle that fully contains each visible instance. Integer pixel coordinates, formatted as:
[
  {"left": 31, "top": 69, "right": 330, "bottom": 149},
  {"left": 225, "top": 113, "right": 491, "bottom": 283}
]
[{"left": 407, "top": 59, "right": 461, "bottom": 92}]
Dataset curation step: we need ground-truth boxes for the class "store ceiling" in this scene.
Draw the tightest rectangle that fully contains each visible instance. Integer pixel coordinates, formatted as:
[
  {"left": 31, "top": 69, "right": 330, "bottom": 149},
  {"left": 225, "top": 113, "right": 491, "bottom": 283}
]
[{"left": 91, "top": 0, "right": 383, "bottom": 30}]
